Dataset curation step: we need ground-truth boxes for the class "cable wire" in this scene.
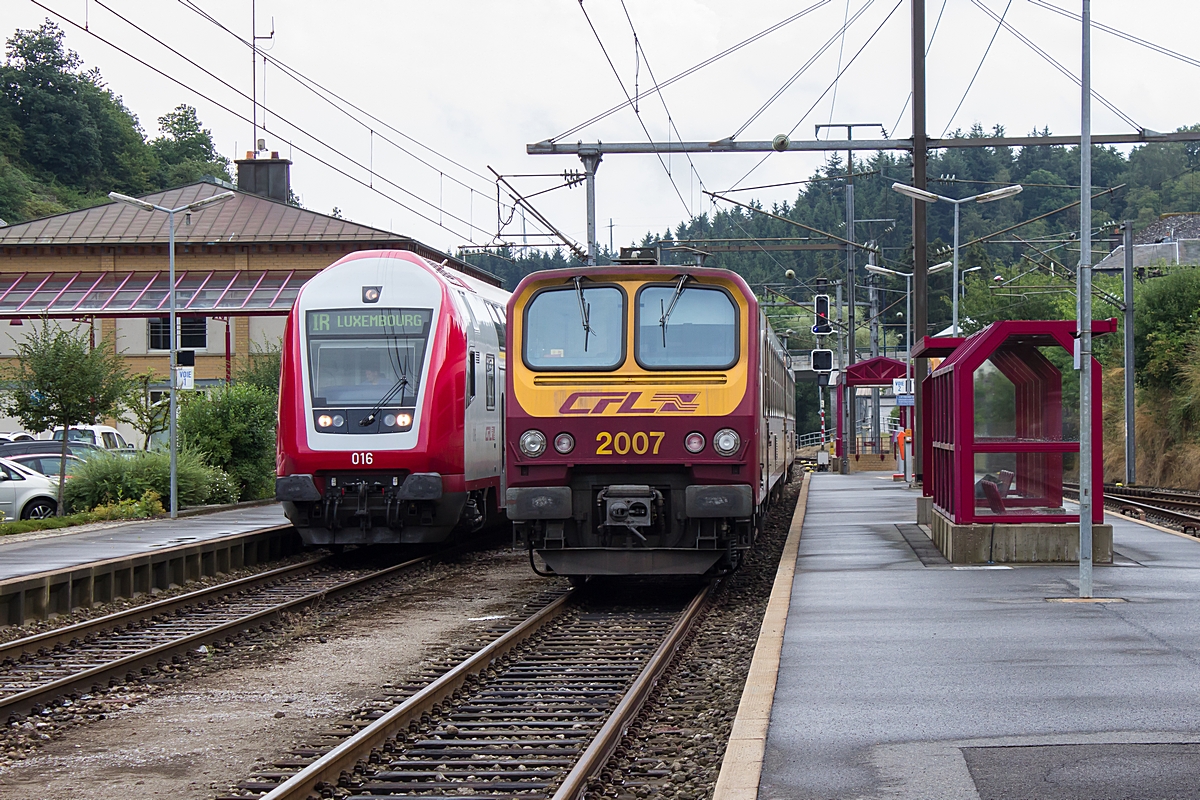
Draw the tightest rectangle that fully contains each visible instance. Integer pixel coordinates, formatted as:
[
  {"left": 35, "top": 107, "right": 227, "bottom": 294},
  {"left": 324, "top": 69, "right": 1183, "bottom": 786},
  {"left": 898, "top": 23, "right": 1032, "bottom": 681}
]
[
  {"left": 941, "top": 0, "right": 1012, "bottom": 138},
  {"left": 728, "top": 0, "right": 904, "bottom": 192},
  {"left": 29, "top": 0, "right": 495, "bottom": 242},
  {"left": 550, "top": 0, "right": 831, "bottom": 143},
  {"left": 890, "top": 0, "right": 948, "bottom": 137},
  {"left": 1028, "top": 0, "right": 1200, "bottom": 72},
  {"left": 970, "top": 0, "right": 1140, "bottom": 130},
  {"left": 825, "top": 0, "right": 854, "bottom": 132}
]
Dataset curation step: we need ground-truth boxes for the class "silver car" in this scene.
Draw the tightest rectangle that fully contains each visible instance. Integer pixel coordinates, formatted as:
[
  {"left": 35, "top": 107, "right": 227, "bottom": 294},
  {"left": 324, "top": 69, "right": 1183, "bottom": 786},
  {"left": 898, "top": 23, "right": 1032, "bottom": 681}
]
[{"left": 0, "top": 457, "right": 60, "bottom": 520}]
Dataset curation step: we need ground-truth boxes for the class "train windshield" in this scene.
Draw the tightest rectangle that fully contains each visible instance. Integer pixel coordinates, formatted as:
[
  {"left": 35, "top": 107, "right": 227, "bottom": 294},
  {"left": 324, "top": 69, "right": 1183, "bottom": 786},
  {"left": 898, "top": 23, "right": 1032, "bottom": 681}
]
[
  {"left": 524, "top": 284, "right": 624, "bottom": 370},
  {"left": 637, "top": 285, "right": 737, "bottom": 369},
  {"left": 306, "top": 308, "right": 434, "bottom": 407}
]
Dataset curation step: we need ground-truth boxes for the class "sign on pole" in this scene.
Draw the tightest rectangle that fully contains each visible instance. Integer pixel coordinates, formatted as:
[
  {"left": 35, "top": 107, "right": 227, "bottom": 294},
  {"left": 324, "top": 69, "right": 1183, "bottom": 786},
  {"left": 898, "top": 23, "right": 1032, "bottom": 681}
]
[{"left": 176, "top": 366, "right": 195, "bottom": 391}]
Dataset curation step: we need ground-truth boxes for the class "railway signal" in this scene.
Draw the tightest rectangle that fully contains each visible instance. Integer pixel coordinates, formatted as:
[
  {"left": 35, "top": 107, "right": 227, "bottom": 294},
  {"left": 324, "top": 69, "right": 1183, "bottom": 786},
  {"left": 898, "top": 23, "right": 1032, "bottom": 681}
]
[
  {"left": 812, "top": 294, "right": 832, "bottom": 334},
  {"left": 811, "top": 348, "right": 833, "bottom": 372}
]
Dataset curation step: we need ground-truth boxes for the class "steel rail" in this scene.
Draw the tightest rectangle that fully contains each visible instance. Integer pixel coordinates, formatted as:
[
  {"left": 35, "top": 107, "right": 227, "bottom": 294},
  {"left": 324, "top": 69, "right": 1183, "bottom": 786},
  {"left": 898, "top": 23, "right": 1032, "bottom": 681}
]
[
  {"left": 1064, "top": 483, "right": 1200, "bottom": 533},
  {"left": 0, "top": 556, "right": 324, "bottom": 665},
  {"left": 552, "top": 580, "right": 715, "bottom": 800},
  {"left": 259, "top": 588, "right": 577, "bottom": 800},
  {"left": 0, "top": 552, "right": 434, "bottom": 718}
]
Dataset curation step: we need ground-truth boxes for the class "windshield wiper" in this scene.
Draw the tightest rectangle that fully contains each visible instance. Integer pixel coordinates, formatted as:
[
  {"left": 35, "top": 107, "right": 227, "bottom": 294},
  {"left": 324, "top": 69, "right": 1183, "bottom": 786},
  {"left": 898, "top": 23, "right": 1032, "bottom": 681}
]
[
  {"left": 360, "top": 374, "right": 409, "bottom": 426},
  {"left": 659, "top": 274, "right": 691, "bottom": 346},
  {"left": 573, "top": 276, "right": 593, "bottom": 352}
]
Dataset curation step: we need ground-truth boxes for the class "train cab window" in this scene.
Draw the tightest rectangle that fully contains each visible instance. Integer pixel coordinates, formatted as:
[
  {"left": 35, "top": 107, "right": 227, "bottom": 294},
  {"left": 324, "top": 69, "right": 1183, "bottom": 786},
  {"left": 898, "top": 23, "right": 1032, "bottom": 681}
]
[
  {"left": 486, "top": 302, "right": 506, "bottom": 350},
  {"left": 636, "top": 285, "right": 737, "bottom": 369},
  {"left": 305, "top": 308, "right": 433, "bottom": 411},
  {"left": 524, "top": 285, "right": 625, "bottom": 370}
]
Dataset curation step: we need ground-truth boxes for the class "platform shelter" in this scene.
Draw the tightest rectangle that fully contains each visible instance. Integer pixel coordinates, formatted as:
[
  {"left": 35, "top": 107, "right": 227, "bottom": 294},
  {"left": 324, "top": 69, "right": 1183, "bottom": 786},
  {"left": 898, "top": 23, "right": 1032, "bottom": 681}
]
[
  {"left": 833, "top": 355, "right": 909, "bottom": 471},
  {"left": 912, "top": 319, "right": 1117, "bottom": 563}
]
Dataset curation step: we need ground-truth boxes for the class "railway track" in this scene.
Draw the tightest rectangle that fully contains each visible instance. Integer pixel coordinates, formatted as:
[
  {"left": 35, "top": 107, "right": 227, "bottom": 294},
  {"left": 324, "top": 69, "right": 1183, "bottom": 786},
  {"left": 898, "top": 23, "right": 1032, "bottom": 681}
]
[
  {"left": 1065, "top": 482, "right": 1200, "bottom": 534},
  {"left": 226, "top": 580, "right": 713, "bottom": 800},
  {"left": 0, "top": 550, "right": 437, "bottom": 720}
]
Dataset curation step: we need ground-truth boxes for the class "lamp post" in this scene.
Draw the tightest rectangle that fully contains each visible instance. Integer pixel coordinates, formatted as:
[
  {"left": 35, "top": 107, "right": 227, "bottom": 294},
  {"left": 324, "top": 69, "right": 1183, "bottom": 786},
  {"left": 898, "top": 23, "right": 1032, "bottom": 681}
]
[
  {"left": 891, "top": 182, "right": 1022, "bottom": 335},
  {"left": 866, "top": 261, "right": 949, "bottom": 482},
  {"left": 107, "top": 190, "right": 235, "bottom": 518}
]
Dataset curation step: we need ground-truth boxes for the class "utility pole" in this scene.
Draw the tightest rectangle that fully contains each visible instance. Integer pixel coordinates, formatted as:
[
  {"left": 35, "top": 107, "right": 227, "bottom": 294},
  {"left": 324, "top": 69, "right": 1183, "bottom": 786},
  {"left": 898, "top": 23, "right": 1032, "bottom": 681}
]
[
  {"left": 580, "top": 147, "right": 602, "bottom": 266},
  {"left": 869, "top": 244, "right": 881, "bottom": 451},
  {"left": 911, "top": 0, "right": 928, "bottom": 483},
  {"left": 609, "top": 218, "right": 614, "bottom": 256},
  {"left": 1078, "top": 0, "right": 1094, "bottom": 598},
  {"left": 1123, "top": 220, "right": 1136, "bottom": 485},
  {"left": 250, "top": 1, "right": 274, "bottom": 150}
]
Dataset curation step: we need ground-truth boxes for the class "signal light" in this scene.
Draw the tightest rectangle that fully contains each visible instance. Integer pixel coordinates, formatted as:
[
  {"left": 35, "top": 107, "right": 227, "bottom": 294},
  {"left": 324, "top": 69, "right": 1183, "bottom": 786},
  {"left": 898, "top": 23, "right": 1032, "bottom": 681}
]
[
  {"left": 812, "top": 294, "right": 832, "bottom": 334},
  {"left": 811, "top": 349, "right": 833, "bottom": 372}
]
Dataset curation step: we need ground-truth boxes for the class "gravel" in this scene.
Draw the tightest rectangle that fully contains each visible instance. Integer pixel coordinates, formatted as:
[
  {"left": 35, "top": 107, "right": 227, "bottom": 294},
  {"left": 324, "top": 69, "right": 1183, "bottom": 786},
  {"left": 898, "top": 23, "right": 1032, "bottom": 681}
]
[
  {"left": 590, "top": 478, "right": 802, "bottom": 800},
  {"left": 0, "top": 542, "right": 560, "bottom": 799}
]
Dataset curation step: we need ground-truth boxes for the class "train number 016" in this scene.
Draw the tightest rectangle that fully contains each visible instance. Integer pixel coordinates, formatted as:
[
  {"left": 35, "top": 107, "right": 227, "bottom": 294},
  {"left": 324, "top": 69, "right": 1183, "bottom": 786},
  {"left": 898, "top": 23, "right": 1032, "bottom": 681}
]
[
  {"left": 350, "top": 452, "right": 374, "bottom": 465},
  {"left": 595, "top": 431, "right": 664, "bottom": 456}
]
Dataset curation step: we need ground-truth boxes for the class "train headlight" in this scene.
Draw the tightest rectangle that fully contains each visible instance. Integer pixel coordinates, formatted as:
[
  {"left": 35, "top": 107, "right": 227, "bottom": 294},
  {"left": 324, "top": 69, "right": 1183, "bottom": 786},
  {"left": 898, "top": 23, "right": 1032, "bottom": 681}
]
[
  {"left": 333, "top": 415, "right": 345, "bottom": 427},
  {"left": 397, "top": 413, "right": 412, "bottom": 426},
  {"left": 519, "top": 430, "right": 547, "bottom": 457},
  {"left": 317, "top": 415, "right": 333, "bottom": 428},
  {"left": 684, "top": 432, "right": 705, "bottom": 454},
  {"left": 713, "top": 428, "right": 740, "bottom": 457},
  {"left": 553, "top": 432, "right": 575, "bottom": 454}
]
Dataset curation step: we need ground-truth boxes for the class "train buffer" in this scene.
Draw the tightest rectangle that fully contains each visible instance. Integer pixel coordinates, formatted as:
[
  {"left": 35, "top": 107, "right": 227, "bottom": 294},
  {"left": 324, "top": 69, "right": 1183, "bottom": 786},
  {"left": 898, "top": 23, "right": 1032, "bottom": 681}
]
[{"left": 720, "top": 471, "right": 1200, "bottom": 800}]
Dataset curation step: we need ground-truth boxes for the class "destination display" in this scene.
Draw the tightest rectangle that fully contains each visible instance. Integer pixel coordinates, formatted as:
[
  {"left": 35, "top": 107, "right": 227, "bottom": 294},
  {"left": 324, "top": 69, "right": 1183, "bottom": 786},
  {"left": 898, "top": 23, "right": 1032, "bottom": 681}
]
[{"left": 307, "top": 308, "right": 432, "bottom": 337}]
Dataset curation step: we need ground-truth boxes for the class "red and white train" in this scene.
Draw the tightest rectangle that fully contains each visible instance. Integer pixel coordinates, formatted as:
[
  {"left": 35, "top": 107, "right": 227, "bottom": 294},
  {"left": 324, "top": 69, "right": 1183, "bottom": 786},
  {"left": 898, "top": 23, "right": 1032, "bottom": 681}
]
[{"left": 275, "top": 250, "right": 510, "bottom": 547}]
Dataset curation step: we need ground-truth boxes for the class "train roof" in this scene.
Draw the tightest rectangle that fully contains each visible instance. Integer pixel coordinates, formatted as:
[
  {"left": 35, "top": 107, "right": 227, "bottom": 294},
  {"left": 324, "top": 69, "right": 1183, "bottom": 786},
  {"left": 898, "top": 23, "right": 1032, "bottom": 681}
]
[{"left": 509, "top": 264, "right": 753, "bottom": 296}]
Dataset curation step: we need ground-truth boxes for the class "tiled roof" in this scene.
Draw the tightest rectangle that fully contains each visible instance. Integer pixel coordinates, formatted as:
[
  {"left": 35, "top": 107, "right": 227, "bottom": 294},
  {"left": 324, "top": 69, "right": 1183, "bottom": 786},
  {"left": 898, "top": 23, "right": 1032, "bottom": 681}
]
[{"left": 0, "top": 181, "right": 410, "bottom": 245}]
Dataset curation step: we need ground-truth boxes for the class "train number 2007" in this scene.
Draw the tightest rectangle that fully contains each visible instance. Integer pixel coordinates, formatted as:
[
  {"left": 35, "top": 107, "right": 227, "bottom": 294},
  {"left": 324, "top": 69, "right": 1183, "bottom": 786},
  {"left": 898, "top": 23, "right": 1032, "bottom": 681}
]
[{"left": 595, "top": 431, "right": 664, "bottom": 456}]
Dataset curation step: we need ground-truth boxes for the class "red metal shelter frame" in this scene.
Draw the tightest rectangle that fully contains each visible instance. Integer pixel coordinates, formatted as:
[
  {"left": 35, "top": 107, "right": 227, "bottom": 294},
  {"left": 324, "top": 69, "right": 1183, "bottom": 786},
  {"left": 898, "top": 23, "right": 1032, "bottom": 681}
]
[
  {"left": 833, "top": 355, "right": 910, "bottom": 457},
  {"left": 914, "top": 319, "right": 1117, "bottom": 526}
]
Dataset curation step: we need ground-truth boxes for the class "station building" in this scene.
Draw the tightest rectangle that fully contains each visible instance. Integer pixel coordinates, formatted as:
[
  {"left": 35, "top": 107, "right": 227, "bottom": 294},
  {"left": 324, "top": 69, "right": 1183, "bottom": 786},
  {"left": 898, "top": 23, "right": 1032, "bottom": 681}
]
[{"left": 0, "top": 156, "right": 489, "bottom": 445}]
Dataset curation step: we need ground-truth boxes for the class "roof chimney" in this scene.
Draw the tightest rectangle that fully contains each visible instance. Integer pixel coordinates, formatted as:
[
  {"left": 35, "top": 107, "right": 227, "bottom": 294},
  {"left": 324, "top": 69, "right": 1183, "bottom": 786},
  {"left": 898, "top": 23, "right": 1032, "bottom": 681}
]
[{"left": 235, "top": 153, "right": 292, "bottom": 203}]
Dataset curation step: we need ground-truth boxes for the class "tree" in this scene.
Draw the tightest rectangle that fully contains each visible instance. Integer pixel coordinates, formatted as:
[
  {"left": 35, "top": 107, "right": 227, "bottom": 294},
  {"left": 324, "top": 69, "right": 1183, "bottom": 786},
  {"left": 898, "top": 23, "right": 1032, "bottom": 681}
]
[
  {"left": 150, "top": 103, "right": 231, "bottom": 185},
  {"left": 1, "top": 321, "right": 128, "bottom": 514},
  {"left": 178, "top": 383, "right": 276, "bottom": 501},
  {"left": 119, "top": 370, "right": 168, "bottom": 450},
  {"left": 235, "top": 338, "right": 282, "bottom": 397}
]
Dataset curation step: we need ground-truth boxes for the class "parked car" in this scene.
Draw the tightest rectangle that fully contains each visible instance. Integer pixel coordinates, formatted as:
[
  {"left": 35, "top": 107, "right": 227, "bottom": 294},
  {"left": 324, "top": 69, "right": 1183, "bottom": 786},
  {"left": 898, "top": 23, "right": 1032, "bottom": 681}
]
[
  {"left": 7, "top": 453, "right": 84, "bottom": 481},
  {"left": 0, "top": 432, "right": 36, "bottom": 443},
  {"left": 0, "top": 457, "right": 60, "bottom": 519},
  {"left": 50, "top": 425, "right": 134, "bottom": 451},
  {"left": 0, "top": 440, "right": 102, "bottom": 460}
]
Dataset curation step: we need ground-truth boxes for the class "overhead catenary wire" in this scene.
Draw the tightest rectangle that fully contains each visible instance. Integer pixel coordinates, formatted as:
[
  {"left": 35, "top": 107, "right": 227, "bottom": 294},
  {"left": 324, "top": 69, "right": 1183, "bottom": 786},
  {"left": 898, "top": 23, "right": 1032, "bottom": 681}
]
[
  {"left": 29, "top": 0, "right": 495, "bottom": 242},
  {"left": 577, "top": 0, "right": 692, "bottom": 217},
  {"left": 969, "top": 0, "right": 1140, "bottom": 131},
  {"left": 730, "top": 0, "right": 876, "bottom": 141},
  {"left": 727, "top": 0, "right": 905, "bottom": 193},
  {"left": 941, "top": 0, "right": 1013, "bottom": 138},
  {"left": 1027, "top": 0, "right": 1200, "bottom": 72},
  {"left": 550, "top": 0, "right": 831, "bottom": 144}
]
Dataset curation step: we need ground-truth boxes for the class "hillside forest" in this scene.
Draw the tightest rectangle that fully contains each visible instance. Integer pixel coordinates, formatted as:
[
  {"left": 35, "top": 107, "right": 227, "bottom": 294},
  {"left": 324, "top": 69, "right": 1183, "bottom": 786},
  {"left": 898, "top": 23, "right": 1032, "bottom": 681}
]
[{"left": 3, "top": 21, "right": 1200, "bottom": 489}]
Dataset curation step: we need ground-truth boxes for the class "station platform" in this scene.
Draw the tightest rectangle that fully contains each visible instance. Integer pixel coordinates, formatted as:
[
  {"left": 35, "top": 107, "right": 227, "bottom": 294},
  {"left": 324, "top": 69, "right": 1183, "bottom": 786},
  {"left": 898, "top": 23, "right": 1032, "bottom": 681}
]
[
  {"left": 0, "top": 503, "right": 290, "bottom": 582},
  {"left": 756, "top": 472, "right": 1200, "bottom": 800}
]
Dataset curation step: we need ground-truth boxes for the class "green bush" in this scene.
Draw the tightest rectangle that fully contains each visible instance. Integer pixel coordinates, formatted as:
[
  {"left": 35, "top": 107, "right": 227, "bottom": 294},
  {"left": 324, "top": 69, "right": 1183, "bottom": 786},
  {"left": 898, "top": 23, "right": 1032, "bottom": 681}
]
[
  {"left": 178, "top": 383, "right": 276, "bottom": 501},
  {"left": 64, "top": 450, "right": 230, "bottom": 511},
  {"left": 0, "top": 489, "right": 164, "bottom": 536}
]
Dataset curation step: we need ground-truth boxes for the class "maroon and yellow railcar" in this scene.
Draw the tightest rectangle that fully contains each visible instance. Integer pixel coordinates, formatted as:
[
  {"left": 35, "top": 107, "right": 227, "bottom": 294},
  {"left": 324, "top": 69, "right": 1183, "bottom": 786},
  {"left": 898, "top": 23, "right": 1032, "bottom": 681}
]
[{"left": 505, "top": 261, "right": 795, "bottom": 576}]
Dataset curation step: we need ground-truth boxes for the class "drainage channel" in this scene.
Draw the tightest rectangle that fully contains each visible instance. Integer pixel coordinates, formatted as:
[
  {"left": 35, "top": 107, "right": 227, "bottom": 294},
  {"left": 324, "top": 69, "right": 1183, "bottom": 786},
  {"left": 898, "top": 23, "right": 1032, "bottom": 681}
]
[
  {"left": 0, "top": 551, "right": 438, "bottom": 719},
  {"left": 227, "top": 580, "right": 712, "bottom": 800}
]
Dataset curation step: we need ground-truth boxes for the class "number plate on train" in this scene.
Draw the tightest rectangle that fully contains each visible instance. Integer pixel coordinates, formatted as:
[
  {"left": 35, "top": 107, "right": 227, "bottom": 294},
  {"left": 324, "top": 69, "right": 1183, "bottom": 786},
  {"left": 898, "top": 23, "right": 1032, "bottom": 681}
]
[{"left": 595, "top": 431, "right": 664, "bottom": 455}]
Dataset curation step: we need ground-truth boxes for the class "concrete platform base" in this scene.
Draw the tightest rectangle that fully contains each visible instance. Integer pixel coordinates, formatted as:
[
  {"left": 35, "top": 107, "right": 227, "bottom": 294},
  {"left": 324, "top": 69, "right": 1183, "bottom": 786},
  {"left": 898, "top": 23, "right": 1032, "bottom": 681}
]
[
  {"left": 930, "top": 509, "right": 1113, "bottom": 564},
  {"left": 831, "top": 454, "right": 898, "bottom": 474},
  {"left": 916, "top": 496, "right": 932, "bottom": 525}
]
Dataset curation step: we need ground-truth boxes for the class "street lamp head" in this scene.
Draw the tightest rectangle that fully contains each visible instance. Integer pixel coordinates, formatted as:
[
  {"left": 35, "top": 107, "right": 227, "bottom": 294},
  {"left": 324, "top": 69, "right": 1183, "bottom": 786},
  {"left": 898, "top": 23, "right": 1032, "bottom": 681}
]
[
  {"left": 963, "top": 265, "right": 984, "bottom": 274},
  {"left": 108, "top": 192, "right": 158, "bottom": 213},
  {"left": 974, "top": 184, "right": 1023, "bottom": 203},
  {"left": 891, "top": 182, "right": 940, "bottom": 204},
  {"left": 865, "top": 263, "right": 907, "bottom": 278},
  {"left": 929, "top": 260, "right": 953, "bottom": 274},
  {"left": 185, "top": 191, "right": 236, "bottom": 212}
]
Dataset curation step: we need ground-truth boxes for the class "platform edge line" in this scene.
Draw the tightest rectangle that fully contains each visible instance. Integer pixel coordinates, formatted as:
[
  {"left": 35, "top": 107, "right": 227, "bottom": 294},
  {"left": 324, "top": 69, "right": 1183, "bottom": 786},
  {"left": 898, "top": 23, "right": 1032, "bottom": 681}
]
[{"left": 711, "top": 471, "right": 811, "bottom": 800}]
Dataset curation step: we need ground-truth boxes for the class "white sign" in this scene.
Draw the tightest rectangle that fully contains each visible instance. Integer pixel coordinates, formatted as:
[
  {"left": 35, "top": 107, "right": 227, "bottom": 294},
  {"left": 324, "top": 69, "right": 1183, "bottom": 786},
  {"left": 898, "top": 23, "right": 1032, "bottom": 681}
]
[
  {"left": 897, "top": 394, "right": 915, "bottom": 407},
  {"left": 176, "top": 366, "right": 195, "bottom": 391},
  {"left": 892, "top": 378, "right": 914, "bottom": 395}
]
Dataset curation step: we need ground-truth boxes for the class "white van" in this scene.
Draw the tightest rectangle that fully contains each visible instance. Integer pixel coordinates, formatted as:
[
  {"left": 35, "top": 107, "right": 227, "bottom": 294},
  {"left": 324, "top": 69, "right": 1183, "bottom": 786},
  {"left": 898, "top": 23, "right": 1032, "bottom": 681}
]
[{"left": 49, "top": 425, "right": 135, "bottom": 451}]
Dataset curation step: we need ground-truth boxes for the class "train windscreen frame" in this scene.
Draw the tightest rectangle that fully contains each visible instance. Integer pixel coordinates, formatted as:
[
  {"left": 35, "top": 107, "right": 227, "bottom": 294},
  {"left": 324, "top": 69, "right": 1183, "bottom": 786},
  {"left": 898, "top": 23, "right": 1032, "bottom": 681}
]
[
  {"left": 306, "top": 308, "right": 434, "bottom": 409},
  {"left": 523, "top": 283, "right": 626, "bottom": 371},
  {"left": 635, "top": 283, "right": 738, "bottom": 369}
]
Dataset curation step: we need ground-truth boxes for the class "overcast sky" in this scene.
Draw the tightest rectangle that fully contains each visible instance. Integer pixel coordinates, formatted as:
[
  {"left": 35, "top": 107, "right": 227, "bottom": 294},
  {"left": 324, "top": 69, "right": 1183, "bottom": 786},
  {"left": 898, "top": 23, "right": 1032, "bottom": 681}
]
[{"left": 3, "top": 1, "right": 1198, "bottom": 254}]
